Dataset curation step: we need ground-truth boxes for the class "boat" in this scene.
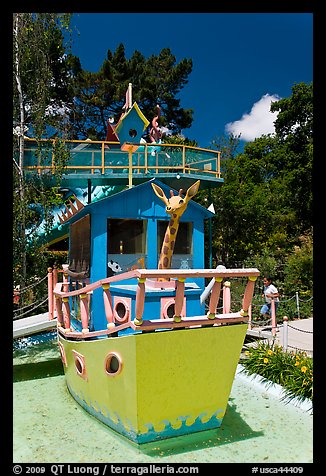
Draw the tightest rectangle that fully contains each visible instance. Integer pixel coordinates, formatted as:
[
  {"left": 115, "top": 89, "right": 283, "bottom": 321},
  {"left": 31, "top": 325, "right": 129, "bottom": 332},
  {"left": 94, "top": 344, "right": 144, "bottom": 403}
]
[
  {"left": 46, "top": 90, "right": 259, "bottom": 443},
  {"left": 52, "top": 180, "right": 259, "bottom": 443}
]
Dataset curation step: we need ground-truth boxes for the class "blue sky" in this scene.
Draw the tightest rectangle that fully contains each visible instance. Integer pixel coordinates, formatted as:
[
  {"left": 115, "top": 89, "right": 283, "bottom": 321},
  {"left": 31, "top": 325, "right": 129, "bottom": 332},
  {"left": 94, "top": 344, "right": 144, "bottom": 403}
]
[{"left": 70, "top": 13, "right": 313, "bottom": 149}]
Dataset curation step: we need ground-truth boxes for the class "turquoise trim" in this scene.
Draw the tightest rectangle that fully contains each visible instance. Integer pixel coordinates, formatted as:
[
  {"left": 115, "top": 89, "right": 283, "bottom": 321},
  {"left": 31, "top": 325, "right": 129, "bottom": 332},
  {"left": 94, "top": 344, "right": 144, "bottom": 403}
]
[{"left": 67, "top": 382, "right": 224, "bottom": 444}]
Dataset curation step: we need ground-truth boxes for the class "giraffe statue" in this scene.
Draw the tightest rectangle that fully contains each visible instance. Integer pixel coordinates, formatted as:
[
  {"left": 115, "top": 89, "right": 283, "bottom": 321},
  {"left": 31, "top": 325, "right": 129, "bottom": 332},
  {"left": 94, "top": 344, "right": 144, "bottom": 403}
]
[{"left": 151, "top": 180, "right": 200, "bottom": 279}]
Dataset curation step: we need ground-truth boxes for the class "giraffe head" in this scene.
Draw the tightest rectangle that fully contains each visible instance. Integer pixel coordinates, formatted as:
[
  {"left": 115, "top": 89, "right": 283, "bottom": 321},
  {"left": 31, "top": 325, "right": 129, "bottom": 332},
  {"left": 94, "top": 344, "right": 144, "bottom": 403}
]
[{"left": 151, "top": 180, "right": 200, "bottom": 217}]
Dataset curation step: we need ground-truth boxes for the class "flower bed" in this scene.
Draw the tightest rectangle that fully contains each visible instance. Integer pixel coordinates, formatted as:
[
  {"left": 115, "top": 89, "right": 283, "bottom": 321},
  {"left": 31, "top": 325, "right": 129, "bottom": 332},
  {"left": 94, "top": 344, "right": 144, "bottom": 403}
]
[{"left": 240, "top": 341, "right": 313, "bottom": 403}]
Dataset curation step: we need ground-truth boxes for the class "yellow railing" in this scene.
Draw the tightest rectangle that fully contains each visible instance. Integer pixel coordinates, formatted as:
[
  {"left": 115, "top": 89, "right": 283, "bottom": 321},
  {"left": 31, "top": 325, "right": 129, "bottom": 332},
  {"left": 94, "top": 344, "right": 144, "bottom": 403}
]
[{"left": 22, "top": 138, "right": 222, "bottom": 180}]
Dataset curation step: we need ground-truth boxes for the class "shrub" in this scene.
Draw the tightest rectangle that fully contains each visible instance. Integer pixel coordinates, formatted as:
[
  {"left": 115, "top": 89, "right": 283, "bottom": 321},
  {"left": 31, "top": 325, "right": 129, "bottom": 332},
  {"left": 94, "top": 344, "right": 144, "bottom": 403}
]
[{"left": 240, "top": 341, "right": 313, "bottom": 403}]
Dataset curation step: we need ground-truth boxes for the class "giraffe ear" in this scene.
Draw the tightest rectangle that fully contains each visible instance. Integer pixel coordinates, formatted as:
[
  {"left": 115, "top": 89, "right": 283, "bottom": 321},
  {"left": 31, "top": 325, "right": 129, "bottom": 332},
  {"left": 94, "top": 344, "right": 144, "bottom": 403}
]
[
  {"left": 151, "top": 183, "right": 169, "bottom": 206},
  {"left": 185, "top": 180, "right": 200, "bottom": 202}
]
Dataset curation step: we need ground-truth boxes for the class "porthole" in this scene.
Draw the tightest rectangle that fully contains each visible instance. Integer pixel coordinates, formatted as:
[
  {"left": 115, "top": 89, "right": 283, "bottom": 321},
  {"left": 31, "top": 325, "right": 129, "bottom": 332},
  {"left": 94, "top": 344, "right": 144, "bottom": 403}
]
[
  {"left": 58, "top": 341, "right": 67, "bottom": 367},
  {"left": 72, "top": 350, "right": 87, "bottom": 380},
  {"left": 105, "top": 352, "right": 123, "bottom": 376},
  {"left": 75, "top": 356, "right": 83, "bottom": 374},
  {"left": 116, "top": 302, "right": 127, "bottom": 319},
  {"left": 166, "top": 303, "right": 175, "bottom": 319},
  {"left": 113, "top": 297, "right": 131, "bottom": 324}
]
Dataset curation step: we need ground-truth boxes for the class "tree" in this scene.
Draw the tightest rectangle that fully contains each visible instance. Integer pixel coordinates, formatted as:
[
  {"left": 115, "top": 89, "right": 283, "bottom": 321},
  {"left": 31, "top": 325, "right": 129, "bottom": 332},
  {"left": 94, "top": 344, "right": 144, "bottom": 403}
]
[
  {"left": 197, "top": 83, "right": 313, "bottom": 267},
  {"left": 13, "top": 13, "right": 77, "bottom": 289},
  {"left": 69, "top": 44, "right": 193, "bottom": 140},
  {"left": 271, "top": 82, "right": 313, "bottom": 229}
]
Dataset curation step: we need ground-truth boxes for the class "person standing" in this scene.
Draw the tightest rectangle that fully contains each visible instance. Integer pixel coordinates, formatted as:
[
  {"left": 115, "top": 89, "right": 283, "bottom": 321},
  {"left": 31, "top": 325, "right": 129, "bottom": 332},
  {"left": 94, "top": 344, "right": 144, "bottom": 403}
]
[{"left": 260, "top": 276, "right": 280, "bottom": 319}]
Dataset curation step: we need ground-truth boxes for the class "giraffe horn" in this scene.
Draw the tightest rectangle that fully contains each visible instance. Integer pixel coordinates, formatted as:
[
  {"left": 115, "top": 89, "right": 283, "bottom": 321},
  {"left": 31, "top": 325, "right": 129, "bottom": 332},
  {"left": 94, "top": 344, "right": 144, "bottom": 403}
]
[
  {"left": 169, "top": 190, "right": 174, "bottom": 197},
  {"left": 178, "top": 189, "right": 183, "bottom": 196}
]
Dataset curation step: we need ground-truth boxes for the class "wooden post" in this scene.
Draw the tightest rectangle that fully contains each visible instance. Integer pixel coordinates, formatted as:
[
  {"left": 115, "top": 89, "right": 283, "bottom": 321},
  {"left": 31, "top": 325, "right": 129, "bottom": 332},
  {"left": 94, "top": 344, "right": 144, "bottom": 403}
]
[
  {"left": 101, "top": 141, "right": 105, "bottom": 174},
  {"left": 55, "top": 296, "right": 64, "bottom": 327},
  {"left": 174, "top": 278, "right": 185, "bottom": 322},
  {"left": 271, "top": 299, "right": 277, "bottom": 336},
  {"left": 144, "top": 144, "right": 148, "bottom": 173},
  {"left": 62, "top": 297, "right": 71, "bottom": 332},
  {"left": 80, "top": 293, "right": 90, "bottom": 334},
  {"left": 282, "top": 316, "right": 288, "bottom": 351},
  {"left": 223, "top": 281, "right": 231, "bottom": 314},
  {"left": 62, "top": 265, "right": 69, "bottom": 292},
  {"left": 102, "top": 284, "right": 115, "bottom": 330},
  {"left": 53, "top": 265, "right": 58, "bottom": 314},
  {"left": 248, "top": 304, "right": 252, "bottom": 330},
  {"left": 182, "top": 145, "right": 186, "bottom": 173},
  {"left": 128, "top": 149, "right": 133, "bottom": 188},
  {"left": 47, "top": 267, "right": 54, "bottom": 320},
  {"left": 207, "top": 277, "right": 223, "bottom": 319},
  {"left": 240, "top": 276, "right": 257, "bottom": 317},
  {"left": 134, "top": 278, "right": 146, "bottom": 326}
]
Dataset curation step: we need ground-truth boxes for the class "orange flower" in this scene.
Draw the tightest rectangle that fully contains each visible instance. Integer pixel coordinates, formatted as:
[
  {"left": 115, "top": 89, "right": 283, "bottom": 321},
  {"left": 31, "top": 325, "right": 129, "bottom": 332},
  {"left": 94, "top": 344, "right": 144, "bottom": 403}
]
[{"left": 301, "top": 366, "right": 307, "bottom": 373}]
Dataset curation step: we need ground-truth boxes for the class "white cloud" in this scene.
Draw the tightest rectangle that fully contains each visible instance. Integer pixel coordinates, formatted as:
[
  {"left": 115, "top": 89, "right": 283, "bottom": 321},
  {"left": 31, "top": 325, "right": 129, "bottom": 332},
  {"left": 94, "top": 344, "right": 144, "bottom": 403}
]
[{"left": 225, "top": 94, "right": 281, "bottom": 141}]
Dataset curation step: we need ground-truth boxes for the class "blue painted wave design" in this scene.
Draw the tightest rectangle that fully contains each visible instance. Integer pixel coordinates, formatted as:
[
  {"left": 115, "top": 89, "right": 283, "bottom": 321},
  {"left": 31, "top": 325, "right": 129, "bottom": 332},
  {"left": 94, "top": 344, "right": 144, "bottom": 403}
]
[{"left": 67, "top": 383, "right": 225, "bottom": 444}]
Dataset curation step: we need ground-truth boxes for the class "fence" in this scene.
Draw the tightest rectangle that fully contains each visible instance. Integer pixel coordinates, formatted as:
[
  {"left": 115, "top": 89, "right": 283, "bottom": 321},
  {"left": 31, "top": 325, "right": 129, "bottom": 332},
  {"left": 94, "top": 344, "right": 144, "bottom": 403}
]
[{"left": 13, "top": 273, "right": 49, "bottom": 320}]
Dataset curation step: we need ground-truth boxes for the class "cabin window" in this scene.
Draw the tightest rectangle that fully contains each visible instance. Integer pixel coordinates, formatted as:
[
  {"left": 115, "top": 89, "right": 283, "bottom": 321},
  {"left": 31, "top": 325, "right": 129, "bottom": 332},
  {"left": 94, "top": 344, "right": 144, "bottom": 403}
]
[
  {"left": 107, "top": 219, "right": 147, "bottom": 254},
  {"left": 157, "top": 221, "right": 193, "bottom": 254},
  {"left": 69, "top": 214, "right": 91, "bottom": 276}
]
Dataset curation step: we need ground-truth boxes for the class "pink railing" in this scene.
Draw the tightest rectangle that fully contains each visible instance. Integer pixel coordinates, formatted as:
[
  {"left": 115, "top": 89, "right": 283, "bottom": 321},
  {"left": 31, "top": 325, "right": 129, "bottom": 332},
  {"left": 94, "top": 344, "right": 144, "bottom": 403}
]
[{"left": 50, "top": 267, "right": 260, "bottom": 339}]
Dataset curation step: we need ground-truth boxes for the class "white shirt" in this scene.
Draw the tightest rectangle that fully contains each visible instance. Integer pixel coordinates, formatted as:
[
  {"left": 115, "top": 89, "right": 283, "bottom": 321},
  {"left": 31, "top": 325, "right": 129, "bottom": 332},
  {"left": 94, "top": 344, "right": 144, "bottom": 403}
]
[{"left": 264, "top": 284, "right": 279, "bottom": 303}]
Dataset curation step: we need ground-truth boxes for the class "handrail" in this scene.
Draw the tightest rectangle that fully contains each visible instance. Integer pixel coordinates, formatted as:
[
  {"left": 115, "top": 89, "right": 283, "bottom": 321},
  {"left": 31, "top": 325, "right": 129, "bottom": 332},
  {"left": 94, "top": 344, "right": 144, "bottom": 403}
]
[
  {"left": 22, "top": 139, "right": 222, "bottom": 180},
  {"left": 54, "top": 268, "right": 259, "bottom": 298},
  {"left": 52, "top": 267, "right": 259, "bottom": 336}
]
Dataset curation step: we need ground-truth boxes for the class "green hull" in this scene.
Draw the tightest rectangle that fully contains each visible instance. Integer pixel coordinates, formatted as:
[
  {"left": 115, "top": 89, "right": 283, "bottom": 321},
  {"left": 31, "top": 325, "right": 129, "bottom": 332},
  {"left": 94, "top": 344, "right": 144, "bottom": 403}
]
[{"left": 58, "top": 323, "right": 247, "bottom": 443}]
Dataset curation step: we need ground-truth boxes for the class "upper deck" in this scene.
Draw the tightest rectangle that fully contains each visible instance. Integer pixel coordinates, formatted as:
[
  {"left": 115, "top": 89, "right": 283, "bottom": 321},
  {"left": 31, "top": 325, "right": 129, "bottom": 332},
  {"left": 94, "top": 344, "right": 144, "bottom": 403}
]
[{"left": 22, "top": 138, "right": 223, "bottom": 190}]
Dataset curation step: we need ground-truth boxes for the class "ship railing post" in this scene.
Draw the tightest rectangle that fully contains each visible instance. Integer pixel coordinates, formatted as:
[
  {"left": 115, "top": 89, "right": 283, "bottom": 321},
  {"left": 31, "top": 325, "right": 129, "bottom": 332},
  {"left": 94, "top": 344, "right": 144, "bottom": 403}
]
[
  {"left": 134, "top": 277, "right": 146, "bottom": 326},
  {"left": 102, "top": 283, "right": 115, "bottom": 330},
  {"left": 173, "top": 277, "right": 186, "bottom": 323},
  {"left": 55, "top": 295, "right": 64, "bottom": 328},
  {"left": 62, "top": 297, "right": 71, "bottom": 332},
  {"left": 80, "top": 293, "right": 90, "bottom": 334},
  {"left": 240, "top": 276, "right": 257, "bottom": 317},
  {"left": 47, "top": 267, "right": 54, "bottom": 320},
  {"left": 144, "top": 143, "right": 148, "bottom": 173},
  {"left": 53, "top": 265, "right": 58, "bottom": 314},
  {"left": 207, "top": 277, "right": 223, "bottom": 319},
  {"left": 62, "top": 264, "right": 69, "bottom": 292},
  {"left": 223, "top": 281, "right": 231, "bottom": 314},
  {"left": 271, "top": 298, "right": 277, "bottom": 336},
  {"left": 282, "top": 316, "right": 288, "bottom": 351}
]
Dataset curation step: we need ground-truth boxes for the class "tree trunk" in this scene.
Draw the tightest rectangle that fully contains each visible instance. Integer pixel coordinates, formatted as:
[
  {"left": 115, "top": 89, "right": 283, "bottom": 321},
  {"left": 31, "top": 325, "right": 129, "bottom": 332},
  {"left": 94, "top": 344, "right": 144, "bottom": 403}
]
[{"left": 13, "top": 13, "right": 27, "bottom": 291}]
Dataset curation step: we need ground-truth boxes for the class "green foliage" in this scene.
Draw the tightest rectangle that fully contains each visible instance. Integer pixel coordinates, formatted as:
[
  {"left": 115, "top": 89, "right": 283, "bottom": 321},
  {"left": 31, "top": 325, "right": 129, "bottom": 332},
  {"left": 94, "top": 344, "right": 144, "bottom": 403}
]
[
  {"left": 198, "top": 83, "right": 313, "bottom": 277},
  {"left": 13, "top": 13, "right": 75, "bottom": 288},
  {"left": 241, "top": 341, "right": 313, "bottom": 402},
  {"left": 283, "top": 230, "right": 313, "bottom": 295},
  {"left": 69, "top": 44, "right": 193, "bottom": 139}
]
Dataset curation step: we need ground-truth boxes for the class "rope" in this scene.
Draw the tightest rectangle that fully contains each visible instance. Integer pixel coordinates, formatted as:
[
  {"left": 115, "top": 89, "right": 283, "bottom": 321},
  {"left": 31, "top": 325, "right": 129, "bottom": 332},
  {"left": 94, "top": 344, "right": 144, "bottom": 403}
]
[
  {"left": 13, "top": 299, "right": 41, "bottom": 314},
  {"left": 14, "top": 273, "right": 48, "bottom": 293},
  {"left": 13, "top": 296, "right": 48, "bottom": 319},
  {"left": 249, "top": 317, "right": 272, "bottom": 326},
  {"left": 287, "top": 323, "right": 313, "bottom": 334}
]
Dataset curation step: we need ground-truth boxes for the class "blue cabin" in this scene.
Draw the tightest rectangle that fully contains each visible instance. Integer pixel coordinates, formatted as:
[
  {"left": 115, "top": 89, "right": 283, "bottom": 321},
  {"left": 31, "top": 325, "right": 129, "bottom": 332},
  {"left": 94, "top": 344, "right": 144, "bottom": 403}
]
[{"left": 64, "top": 179, "right": 214, "bottom": 332}]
